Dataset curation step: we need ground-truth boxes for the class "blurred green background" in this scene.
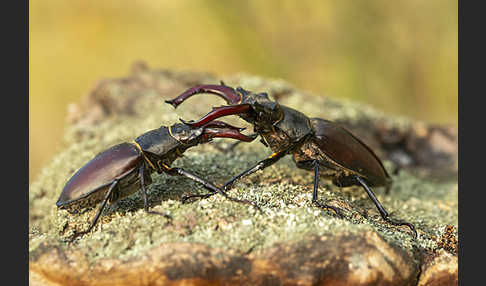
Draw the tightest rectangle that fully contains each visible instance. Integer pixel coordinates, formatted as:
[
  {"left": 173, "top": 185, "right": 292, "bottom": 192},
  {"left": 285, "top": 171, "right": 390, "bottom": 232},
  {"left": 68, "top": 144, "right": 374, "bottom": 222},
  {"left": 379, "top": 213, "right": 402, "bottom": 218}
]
[{"left": 29, "top": 0, "right": 457, "bottom": 183}]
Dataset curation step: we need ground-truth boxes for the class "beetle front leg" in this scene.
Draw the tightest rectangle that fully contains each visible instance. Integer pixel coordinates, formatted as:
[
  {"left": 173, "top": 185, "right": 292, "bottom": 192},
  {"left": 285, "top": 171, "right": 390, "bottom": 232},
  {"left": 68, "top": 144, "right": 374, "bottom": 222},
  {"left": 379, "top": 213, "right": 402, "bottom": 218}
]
[
  {"left": 181, "top": 191, "right": 216, "bottom": 204},
  {"left": 221, "top": 150, "right": 287, "bottom": 191},
  {"left": 181, "top": 149, "right": 290, "bottom": 205},
  {"left": 356, "top": 176, "right": 417, "bottom": 238},
  {"left": 188, "top": 151, "right": 287, "bottom": 205},
  {"left": 311, "top": 161, "right": 343, "bottom": 218},
  {"left": 69, "top": 179, "right": 119, "bottom": 242},
  {"left": 165, "top": 166, "right": 262, "bottom": 213}
]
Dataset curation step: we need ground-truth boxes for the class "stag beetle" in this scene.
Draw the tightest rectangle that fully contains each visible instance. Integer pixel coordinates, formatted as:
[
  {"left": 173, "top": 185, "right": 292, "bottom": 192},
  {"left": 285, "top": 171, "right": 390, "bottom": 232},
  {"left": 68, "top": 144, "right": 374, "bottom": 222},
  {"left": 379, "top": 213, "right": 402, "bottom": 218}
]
[
  {"left": 165, "top": 83, "right": 417, "bottom": 238},
  {"left": 57, "top": 120, "right": 258, "bottom": 241}
]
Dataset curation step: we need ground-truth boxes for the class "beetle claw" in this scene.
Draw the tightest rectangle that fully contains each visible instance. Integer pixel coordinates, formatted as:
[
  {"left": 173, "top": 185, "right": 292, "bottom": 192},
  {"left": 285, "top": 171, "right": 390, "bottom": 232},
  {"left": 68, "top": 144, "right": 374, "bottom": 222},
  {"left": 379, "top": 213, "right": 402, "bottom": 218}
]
[
  {"left": 399, "top": 221, "right": 418, "bottom": 239},
  {"left": 67, "top": 230, "right": 87, "bottom": 243},
  {"left": 313, "top": 201, "right": 344, "bottom": 219}
]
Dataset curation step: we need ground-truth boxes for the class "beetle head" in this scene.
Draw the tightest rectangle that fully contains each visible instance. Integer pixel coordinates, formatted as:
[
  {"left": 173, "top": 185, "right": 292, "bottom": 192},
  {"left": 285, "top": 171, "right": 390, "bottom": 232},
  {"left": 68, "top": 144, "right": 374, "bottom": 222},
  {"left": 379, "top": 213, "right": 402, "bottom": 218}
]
[
  {"left": 235, "top": 87, "right": 282, "bottom": 126},
  {"left": 169, "top": 123, "right": 204, "bottom": 146}
]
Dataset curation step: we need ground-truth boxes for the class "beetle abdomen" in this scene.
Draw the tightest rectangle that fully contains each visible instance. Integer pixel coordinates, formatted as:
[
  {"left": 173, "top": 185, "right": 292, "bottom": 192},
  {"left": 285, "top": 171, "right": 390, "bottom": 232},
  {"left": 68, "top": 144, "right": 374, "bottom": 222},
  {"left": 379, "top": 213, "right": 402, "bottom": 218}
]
[
  {"left": 310, "top": 118, "right": 390, "bottom": 186},
  {"left": 56, "top": 142, "right": 142, "bottom": 209}
]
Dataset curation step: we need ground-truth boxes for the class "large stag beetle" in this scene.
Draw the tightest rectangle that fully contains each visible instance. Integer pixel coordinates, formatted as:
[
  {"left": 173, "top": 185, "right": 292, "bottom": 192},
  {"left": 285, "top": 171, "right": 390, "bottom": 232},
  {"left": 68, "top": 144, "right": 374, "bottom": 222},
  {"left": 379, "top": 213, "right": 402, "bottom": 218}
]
[{"left": 165, "top": 83, "right": 417, "bottom": 238}]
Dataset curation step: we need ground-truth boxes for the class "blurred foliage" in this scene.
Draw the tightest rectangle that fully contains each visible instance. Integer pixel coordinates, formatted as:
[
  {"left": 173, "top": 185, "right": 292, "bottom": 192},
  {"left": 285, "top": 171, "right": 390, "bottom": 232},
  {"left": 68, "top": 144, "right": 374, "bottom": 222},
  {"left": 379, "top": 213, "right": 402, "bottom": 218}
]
[{"left": 29, "top": 0, "right": 457, "bottom": 183}]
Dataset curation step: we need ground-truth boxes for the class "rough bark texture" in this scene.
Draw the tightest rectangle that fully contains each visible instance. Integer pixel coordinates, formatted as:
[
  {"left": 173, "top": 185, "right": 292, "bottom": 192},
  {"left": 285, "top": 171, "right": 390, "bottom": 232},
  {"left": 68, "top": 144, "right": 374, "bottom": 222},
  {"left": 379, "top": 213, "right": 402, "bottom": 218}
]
[{"left": 29, "top": 61, "right": 458, "bottom": 286}]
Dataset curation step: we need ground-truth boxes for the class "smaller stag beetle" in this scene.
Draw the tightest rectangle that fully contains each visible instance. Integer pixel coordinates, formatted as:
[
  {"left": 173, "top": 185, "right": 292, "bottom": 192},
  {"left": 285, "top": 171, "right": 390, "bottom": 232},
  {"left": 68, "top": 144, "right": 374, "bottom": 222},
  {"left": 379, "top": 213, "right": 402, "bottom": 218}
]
[
  {"left": 165, "top": 83, "right": 417, "bottom": 238},
  {"left": 57, "top": 120, "right": 257, "bottom": 241}
]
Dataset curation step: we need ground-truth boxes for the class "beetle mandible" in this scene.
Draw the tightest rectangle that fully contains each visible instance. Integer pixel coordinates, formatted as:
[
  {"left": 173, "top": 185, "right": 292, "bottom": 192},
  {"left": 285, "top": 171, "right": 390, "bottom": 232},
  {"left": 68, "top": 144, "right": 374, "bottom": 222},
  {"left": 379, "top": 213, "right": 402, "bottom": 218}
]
[
  {"left": 57, "top": 120, "right": 258, "bottom": 241},
  {"left": 165, "top": 83, "right": 417, "bottom": 238}
]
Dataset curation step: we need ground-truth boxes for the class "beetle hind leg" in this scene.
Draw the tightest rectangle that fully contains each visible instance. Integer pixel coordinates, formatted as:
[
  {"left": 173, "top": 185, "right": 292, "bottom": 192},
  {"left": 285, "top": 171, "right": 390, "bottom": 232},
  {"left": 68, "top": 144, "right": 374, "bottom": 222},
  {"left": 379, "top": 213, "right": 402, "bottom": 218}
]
[{"left": 356, "top": 176, "right": 417, "bottom": 239}]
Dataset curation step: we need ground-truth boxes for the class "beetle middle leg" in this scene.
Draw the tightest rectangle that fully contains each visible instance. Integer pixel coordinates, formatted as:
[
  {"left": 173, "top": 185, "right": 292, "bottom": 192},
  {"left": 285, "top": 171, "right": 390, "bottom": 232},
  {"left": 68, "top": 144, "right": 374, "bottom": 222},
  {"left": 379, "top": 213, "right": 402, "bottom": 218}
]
[
  {"left": 139, "top": 163, "right": 172, "bottom": 220},
  {"left": 311, "top": 160, "right": 343, "bottom": 218},
  {"left": 356, "top": 176, "right": 417, "bottom": 238},
  {"left": 69, "top": 179, "right": 119, "bottom": 242}
]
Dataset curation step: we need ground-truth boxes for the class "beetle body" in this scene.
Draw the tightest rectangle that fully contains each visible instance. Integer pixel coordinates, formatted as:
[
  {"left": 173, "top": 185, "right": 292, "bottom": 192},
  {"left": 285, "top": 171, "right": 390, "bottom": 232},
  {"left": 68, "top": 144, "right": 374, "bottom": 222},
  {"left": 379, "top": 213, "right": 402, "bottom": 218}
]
[
  {"left": 57, "top": 121, "right": 257, "bottom": 240},
  {"left": 166, "top": 83, "right": 417, "bottom": 238},
  {"left": 170, "top": 88, "right": 388, "bottom": 188}
]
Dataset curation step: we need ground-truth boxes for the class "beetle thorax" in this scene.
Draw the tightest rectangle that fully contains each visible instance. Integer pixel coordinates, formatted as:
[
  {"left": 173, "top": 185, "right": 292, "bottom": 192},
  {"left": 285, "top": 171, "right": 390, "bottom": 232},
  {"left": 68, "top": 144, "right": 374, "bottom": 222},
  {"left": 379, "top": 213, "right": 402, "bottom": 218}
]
[{"left": 135, "top": 126, "right": 179, "bottom": 157}]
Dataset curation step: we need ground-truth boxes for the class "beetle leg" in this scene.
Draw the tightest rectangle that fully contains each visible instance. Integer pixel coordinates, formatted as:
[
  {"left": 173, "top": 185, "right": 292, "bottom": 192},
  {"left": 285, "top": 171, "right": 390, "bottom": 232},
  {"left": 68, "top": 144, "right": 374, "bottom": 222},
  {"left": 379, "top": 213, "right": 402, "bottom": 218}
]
[
  {"left": 139, "top": 163, "right": 172, "bottom": 220},
  {"left": 311, "top": 161, "right": 343, "bottom": 218},
  {"left": 165, "top": 167, "right": 262, "bottom": 213},
  {"left": 222, "top": 150, "right": 287, "bottom": 191},
  {"left": 181, "top": 191, "right": 217, "bottom": 204},
  {"left": 69, "top": 179, "right": 119, "bottom": 242},
  {"left": 356, "top": 176, "right": 417, "bottom": 239},
  {"left": 189, "top": 150, "right": 287, "bottom": 204}
]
